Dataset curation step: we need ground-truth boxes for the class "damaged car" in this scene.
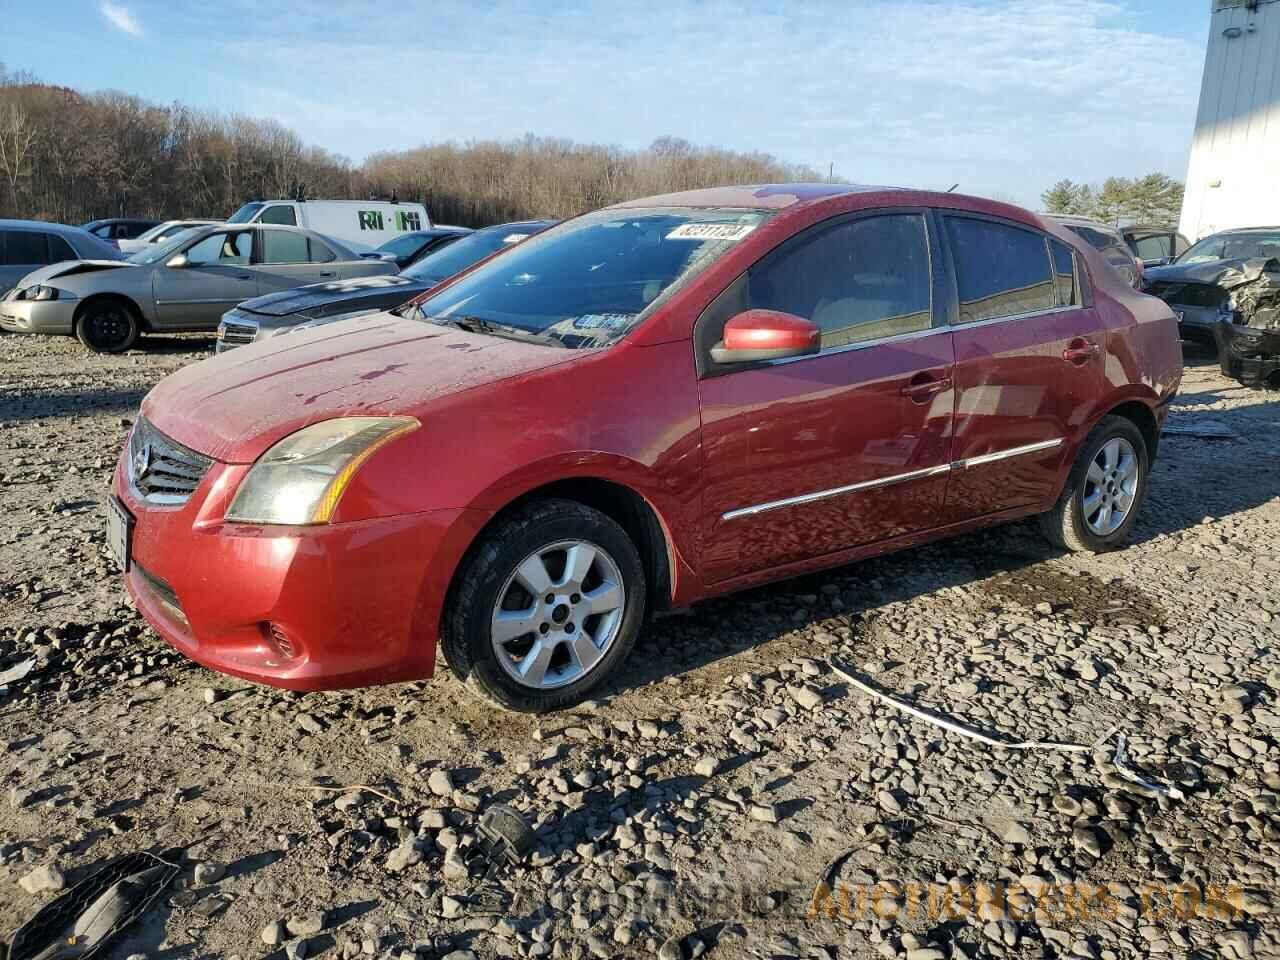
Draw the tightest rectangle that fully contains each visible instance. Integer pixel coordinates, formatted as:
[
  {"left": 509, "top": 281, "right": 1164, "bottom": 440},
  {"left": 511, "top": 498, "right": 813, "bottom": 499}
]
[
  {"left": 1143, "top": 226, "right": 1280, "bottom": 343},
  {"left": 1, "top": 223, "right": 396, "bottom": 352},
  {"left": 110, "top": 185, "right": 1181, "bottom": 712},
  {"left": 1209, "top": 258, "right": 1280, "bottom": 389}
]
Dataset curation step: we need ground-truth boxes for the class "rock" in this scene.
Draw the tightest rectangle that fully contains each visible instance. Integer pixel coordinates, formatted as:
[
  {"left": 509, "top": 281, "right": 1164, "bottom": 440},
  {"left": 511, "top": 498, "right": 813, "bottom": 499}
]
[
  {"left": 1002, "top": 821, "right": 1032, "bottom": 846},
  {"left": 748, "top": 803, "right": 779, "bottom": 823},
  {"left": 193, "top": 861, "right": 225, "bottom": 884},
  {"left": 287, "top": 914, "right": 326, "bottom": 937},
  {"left": 789, "top": 685, "right": 824, "bottom": 710},
  {"left": 386, "top": 840, "right": 424, "bottom": 872},
  {"left": 428, "top": 769, "right": 455, "bottom": 797},
  {"left": 284, "top": 940, "right": 308, "bottom": 960},
  {"left": 1072, "top": 825, "right": 1104, "bottom": 858},
  {"left": 262, "top": 921, "right": 287, "bottom": 946},
  {"left": 202, "top": 687, "right": 220, "bottom": 704},
  {"left": 441, "top": 895, "right": 464, "bottom": 918},
  {"left": 18, "top": 864, "right": 65, "bottom": 894},
  {"left": 694, "top": 756, "right": 720, "bottom": 778},
  {"left": 659, "top": 936, "right": 684, "bottom": 960},
  {"left": 877, "top": 790, "right": 902, "bottom": 815}
]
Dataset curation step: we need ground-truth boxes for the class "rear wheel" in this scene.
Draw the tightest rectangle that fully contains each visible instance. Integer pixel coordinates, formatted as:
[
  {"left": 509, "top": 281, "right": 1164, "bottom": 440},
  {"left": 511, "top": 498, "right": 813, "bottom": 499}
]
[
  {"left": 1039, "top": 415, "right": 1148, "bottom": 553},
  {"left": 441, "top": 499, "right": 646, "bottom": 712},
  {"left": 75, "top": 298, "right": 140, "bottom": 353}
]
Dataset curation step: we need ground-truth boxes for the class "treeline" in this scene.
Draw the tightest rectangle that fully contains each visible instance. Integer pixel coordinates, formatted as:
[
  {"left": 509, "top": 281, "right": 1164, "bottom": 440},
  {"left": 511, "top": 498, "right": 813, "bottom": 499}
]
[
  {"left": 1041, "top": 174, "right": 1184, "bottom": 226},
  {"left": 0, "top": 66, "right": 819, "bottom": 227}
]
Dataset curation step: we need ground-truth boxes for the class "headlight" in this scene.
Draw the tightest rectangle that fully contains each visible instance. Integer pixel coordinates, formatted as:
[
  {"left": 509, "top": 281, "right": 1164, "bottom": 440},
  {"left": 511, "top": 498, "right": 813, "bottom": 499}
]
[
  {"left": 226, "top": 417, "right": 419, "bottom": 525},
  {"left": 17, "top": 284, "right": 58, "bottom": 301}
]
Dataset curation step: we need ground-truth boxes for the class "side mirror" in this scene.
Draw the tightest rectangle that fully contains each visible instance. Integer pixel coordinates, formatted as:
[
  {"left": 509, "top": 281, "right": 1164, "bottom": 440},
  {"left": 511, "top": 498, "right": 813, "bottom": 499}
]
[
  {"left": 165, "top": 254, "right": 189, "bottom": 269},
  {"left": 710, "top": 309, "right": 821, "bottom": 364}
]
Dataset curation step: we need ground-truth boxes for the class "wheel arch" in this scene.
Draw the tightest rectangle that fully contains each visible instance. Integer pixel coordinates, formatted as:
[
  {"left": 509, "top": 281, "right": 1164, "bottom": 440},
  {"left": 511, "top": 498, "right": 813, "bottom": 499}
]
[
  {"left": 444, "top": 475, "right": 680, "bottom": 624},
  {"left": 73, "top": 292, "right": 150, "bottom": 332},
  {"left": 1100, "top": 397, "right": 1160, "bottom": 463}
]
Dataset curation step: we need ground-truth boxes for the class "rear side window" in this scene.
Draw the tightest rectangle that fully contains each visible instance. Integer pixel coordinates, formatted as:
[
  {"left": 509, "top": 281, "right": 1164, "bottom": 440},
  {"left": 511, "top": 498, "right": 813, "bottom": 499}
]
[
  {"left": 734, "top": 213, "right": 934, "bottom": 349},
  {"left": 308, "top": 238, "right": 336, "bottom": 263},
  {"left": 1049, "top": 239, "right": 1080, "bottom": 307},
  {"left": 260, "top": 230, "right": 310, "bottom": 263},
  {"left": 3, "top": 231, "right": 51, "bottom": 266},
  {"left": 259, "top": 205, "right": 298, "bottom": 226},
  {"left": 1133, "top": 235, "right": 1172, "bottom": 261},
  {"left": 48, "top": 234, "right": 76, "bottom": 262},
  {"left": 946, "top": 218, "right": 1055, "bottom": 322}
]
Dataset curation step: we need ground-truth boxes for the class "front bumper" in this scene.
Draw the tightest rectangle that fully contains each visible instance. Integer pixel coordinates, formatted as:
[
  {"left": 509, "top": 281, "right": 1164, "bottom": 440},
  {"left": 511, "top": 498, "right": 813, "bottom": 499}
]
[
  {"left": 0, "top": 297, "right": 79, "bottom": 335},
  {"left": 113, "top": 451, "right": 470, "bottom": 691},
  {"left": 1170, "top": 304, "right": 1224, "bottom": 342},
  {"left": 1215, "top": 321, "right": 1280, "bottom": 388}
]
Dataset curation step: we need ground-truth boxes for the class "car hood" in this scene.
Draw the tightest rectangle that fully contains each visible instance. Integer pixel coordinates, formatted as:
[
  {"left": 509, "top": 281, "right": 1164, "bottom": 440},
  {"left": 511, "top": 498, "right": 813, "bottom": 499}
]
[
  {"left": 19, "top": 259, "right": 137, "bottom": 288},
  {"left": 1144, "top": 258, "right": 1266, "bottom": 286},
  {"left": 239, "top": 274, "right": 426, "bottom": 318},
  {"left": 142, "top": 313, "right": 579, "bottom": 463}
]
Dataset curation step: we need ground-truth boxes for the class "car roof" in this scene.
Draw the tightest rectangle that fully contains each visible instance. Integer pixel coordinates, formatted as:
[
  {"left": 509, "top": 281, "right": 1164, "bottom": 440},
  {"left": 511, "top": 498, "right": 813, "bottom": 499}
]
[
  {"left": 0, "top": 219, "right": 86, "bottom": 236},
  {"left": 611, "top": 183, "right": 902, "bottom": 211},
  {"left": 180, "top": 222, "right": 361, "bottom": 258},
  {"left": 1203, "top": 225, "right": 1280, "bottom": 235}
]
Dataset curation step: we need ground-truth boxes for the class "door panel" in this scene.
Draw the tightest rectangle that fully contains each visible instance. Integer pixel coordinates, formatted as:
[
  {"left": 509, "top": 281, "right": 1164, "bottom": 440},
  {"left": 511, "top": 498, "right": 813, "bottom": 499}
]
[
  {"left": 941, "top": 220, "right": 1104, "bottom": 523},
  {"left": 699, "top": 333, "right": 955, "bottom": 582},
  {"left": 254, "top": 230, "right": 341, "bottom": 292},
  {"left": 152, "top": 231, "right": 258, "bottom": 329}
]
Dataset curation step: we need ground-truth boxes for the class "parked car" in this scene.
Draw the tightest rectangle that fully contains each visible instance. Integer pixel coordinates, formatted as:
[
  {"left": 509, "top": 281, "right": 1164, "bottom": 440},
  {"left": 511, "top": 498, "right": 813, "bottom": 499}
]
[
  {"left": 0, "top": 219, "right": 124, "bottom": 298},
  {"left": 111, "top": 185, "right": 1181, "bottom": 712},
  {"left": 1142, "top": 226, "right": 1280, "bottom": 342},
  {"left": 1, "top": 223, "right": 396, "bottom": 352},
  {"left": 1121, "top": 225, "right": 1189, "bottom": 268},
  {"left": 81, "top": 218, "right": 162, "bottom": 247},
  {"left": 373, "top": 227, "right": 472, "bottom": 269},
  {"left": 1211, "top": 259, "right": 1280, "bottom": 389},
  {"left": 216, "top": 220, "right": 556, "bottom": 351},
  {"left": 225, "top": 198, "right": 432, "bottom": 248},
  {"left": 1047, "top": 216, "right": 1143, "bottom": 287},
  {"left": 119, "top": 219, "right": 222, "bottom": 254}
]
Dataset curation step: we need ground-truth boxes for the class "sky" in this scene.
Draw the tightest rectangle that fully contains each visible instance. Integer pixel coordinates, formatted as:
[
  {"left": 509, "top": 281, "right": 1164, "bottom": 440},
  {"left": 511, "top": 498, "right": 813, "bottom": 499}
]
[{"left": 4, "top": 0, "right": 1212, "bottom": 207}]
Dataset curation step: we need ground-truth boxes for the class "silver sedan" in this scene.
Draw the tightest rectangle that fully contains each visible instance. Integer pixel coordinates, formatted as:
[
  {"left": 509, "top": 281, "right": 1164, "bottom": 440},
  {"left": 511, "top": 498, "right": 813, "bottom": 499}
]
[{"left": 0, "top": 224, "right": 397, "bottom": 352}]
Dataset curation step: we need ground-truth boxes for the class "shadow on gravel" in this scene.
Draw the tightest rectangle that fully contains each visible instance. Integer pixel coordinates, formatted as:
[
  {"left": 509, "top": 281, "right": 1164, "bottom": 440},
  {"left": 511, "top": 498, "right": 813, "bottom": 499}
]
[
  {"left": 136, "top": 334, "right": 216, "bottom": 354},
  {"left": 2, "top": 384, "right": 147, "bottom": 422}
]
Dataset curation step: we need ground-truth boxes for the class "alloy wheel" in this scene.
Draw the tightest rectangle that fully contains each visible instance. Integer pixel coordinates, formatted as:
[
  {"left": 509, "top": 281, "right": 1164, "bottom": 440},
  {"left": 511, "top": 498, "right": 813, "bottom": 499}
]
[
  {"left": 490, "top": 539, "right": 626, "bottom": 690},
  {"left": 1082, "top": 437, "right": 1139, "bottom": 536}
]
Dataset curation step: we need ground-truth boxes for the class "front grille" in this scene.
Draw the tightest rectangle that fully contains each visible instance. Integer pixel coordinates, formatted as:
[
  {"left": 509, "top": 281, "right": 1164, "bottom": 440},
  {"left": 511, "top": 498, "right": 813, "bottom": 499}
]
[
  {"left": 216, "top": 314, "right": 259, "bottom": 351},
  {"left": 1144, "top": 281, "right": 1226, "bottom": 309},
  {"left": 128, "top": 416, "right": 213, "bottom": 505}
]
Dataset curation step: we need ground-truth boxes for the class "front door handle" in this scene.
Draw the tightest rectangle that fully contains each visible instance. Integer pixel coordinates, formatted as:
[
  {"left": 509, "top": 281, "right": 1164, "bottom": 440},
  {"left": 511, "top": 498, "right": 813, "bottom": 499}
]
[
  {"left": 900, "top": 374, "right": 952, "bottom": 402},
  {"left": 1063, "top": 338, "right": 1100, "bottom": 365},
  {"left": 319, "top": 271, "right": 336, "bottom": 278},
  {"left": 235, "top": 274, "right": 252, "bottom": 280}
]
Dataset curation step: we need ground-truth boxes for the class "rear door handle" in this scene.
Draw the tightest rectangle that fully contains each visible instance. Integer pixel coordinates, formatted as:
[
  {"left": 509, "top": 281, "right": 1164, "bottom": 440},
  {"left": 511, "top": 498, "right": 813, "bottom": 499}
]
[
  {"left": 900, "top": 374, "right": 953, "bottom": 402},
  {"left": 235, "top": 274, "right": 252, "bottom": 280},
  {"left": 1063, "top": 339, "right": 1100, "bottom": 364},
  {"left": 319, "top": 271, "right": 336, "bottom": 278}
]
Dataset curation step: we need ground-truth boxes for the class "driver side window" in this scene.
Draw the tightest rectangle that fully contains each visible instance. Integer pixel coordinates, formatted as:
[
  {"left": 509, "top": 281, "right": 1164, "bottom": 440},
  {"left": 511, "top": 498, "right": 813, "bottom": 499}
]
[
  {"left": 185, "top": 231, "right": 251, "bottom": 266},
  {"left": 699, "top": 213, "right": 935, "bottom": 360}
]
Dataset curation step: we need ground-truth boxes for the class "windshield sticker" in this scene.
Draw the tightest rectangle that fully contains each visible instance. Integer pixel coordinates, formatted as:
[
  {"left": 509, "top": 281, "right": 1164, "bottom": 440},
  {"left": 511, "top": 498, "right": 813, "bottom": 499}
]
[
  {"left": 502, "top": 233, "right": 531, "bottom": 244},
  {"left": 666, "top": 223, "right": 757, "bottom": 242}
]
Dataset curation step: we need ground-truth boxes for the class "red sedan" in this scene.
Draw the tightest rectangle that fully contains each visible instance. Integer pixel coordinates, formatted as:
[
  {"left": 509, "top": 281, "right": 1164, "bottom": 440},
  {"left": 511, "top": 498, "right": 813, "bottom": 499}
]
[{"left": 110, "top": 185, "right": 1182, "bottom": 712}]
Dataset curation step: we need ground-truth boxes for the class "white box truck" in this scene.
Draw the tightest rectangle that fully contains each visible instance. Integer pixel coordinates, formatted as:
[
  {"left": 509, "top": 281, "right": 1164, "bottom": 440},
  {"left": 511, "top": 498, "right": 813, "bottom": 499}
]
[{"left": 225, "top": 199, "right": 432, "bottom": 249}]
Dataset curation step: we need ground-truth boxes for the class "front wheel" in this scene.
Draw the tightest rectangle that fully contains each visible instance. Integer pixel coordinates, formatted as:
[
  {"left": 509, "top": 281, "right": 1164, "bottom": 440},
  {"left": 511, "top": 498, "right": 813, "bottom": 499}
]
[
  {"left": 75, "top": 298, "right": 140, "bottom": 353},
  {"left": 1039, "top": 415, "right": 1149, "bottom": 553},
  {"left": 441, "top": 499, "right": 646, "bottom": 712}
]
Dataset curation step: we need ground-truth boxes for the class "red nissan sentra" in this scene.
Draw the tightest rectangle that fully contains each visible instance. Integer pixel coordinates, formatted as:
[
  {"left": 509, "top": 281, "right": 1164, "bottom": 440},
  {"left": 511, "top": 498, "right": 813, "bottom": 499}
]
[{"left": 110, "top": 185, "right": 1182, "bottom": 712}]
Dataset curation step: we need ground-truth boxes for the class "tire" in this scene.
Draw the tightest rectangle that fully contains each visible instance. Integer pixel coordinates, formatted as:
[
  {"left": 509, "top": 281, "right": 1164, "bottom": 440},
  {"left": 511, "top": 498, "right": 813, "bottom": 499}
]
[
  {"left": 1039, "top": 415, "right": 1149, "bottom": 553},
  {"left": 75, "top": 298, "right": 140, "bottom": 353},
  {"left": 440, "top": 499, "right": 646, "bottom": 712}
]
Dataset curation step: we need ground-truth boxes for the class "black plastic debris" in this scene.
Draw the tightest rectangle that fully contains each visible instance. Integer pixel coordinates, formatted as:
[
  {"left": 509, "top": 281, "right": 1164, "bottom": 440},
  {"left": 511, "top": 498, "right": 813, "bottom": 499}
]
[
  {"left": 464, "top": 804, "right": 536, "bottom": 881},
  {"left": 7, "top": 851, "right": 179, "bottom": 960}
]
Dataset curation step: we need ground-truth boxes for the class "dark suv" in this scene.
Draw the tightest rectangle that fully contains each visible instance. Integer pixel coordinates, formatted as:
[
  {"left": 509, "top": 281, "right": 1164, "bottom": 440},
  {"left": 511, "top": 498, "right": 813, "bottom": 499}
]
[{"left": 1048, "top": 216, "right": 1142, "bottom": 287}]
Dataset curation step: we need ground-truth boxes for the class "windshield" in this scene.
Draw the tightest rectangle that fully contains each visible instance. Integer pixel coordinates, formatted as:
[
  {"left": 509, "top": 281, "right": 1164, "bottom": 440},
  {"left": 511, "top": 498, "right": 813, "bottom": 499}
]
[
  {"left": 378, "top": 233, "right": 433, "bottom": 257},
  {"left": 226, "top": 202, "right": 264, "bottom": 224},
  {"left": 132, "top": 228, "right": 209, "bottom": 264},
  {"left": 1178, "top": 231, "right": 1280, "bottom": 265},
  {"left": 135, "top": 221, "right": 176, "bottom": 243},
  {"left": 403, "top": 229, "right": 534, "bottom": 283},
  {"left": 404, "top": 207, "right": 770, "bottom": 347}
]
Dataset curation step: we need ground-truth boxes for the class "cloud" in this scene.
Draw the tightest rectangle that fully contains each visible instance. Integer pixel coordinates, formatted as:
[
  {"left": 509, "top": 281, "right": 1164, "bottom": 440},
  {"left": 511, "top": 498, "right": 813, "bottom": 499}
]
[
  {"left": 101, "top": 2, "right": 143, "bottom": 37},
  {"left": 159, "top": 0, "right": 1208, "bottom": 205}
]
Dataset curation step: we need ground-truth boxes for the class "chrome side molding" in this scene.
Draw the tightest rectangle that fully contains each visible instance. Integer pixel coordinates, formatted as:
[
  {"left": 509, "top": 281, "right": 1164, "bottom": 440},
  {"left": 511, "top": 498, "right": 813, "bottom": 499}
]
[{"left": 721, "top": 438, "right": 1064, "bottom": 521}]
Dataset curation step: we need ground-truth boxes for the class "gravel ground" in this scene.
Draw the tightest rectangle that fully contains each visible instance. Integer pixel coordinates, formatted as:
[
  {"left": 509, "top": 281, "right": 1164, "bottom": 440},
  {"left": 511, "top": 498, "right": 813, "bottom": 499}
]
[{"left": 0, "top": 332, "right": 1277, "bottom": 960}]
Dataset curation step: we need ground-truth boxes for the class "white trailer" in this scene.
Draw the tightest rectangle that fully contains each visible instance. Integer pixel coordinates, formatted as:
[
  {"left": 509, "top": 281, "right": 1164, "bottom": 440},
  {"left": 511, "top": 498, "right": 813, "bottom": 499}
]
[
  {"left": 225, "top": 199, "right": 432, "bottom": 249},
  {"left": 1180, "top": 0, "right": 1280, "bottom": 241}
]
